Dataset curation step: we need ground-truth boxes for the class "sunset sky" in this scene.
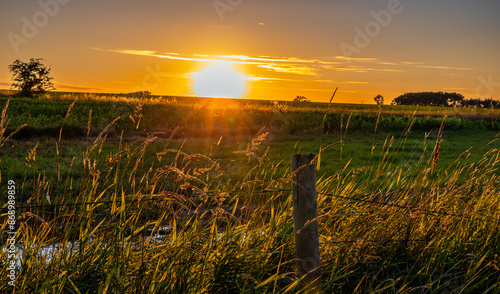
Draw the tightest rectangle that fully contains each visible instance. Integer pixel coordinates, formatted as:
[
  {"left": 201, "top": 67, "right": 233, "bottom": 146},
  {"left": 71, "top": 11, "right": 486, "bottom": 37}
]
[{"left": 1, "top": 0, "right": 499, "bottom": 103}]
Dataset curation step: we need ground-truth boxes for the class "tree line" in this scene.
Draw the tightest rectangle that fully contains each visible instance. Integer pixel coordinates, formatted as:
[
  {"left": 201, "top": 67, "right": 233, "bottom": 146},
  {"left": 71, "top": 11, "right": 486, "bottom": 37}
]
[{"left": 391, "top": 92, "right": 500, "bottom": 109}]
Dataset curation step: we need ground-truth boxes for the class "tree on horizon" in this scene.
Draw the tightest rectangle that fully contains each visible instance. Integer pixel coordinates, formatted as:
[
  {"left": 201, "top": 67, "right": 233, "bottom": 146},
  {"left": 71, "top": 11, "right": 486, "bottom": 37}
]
[
  {"left": 9, "top": 58, "right": 55, "bottom": 97},
  {"left": 373, "top": 94, "right": 384, "bottom": 106}
]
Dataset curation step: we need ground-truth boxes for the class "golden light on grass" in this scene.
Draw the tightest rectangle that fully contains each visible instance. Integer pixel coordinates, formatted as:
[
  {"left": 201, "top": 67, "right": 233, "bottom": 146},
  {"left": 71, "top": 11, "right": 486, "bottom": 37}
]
[{"left": 191, "top": 62, "right": 249, "bottom": 99}]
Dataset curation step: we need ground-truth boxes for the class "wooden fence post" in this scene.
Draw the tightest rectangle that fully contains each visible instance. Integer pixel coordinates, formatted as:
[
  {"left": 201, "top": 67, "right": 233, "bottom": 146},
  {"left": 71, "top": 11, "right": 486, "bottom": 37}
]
[{"left": 292, "top": 153, "right": 321, "bottom": 293}]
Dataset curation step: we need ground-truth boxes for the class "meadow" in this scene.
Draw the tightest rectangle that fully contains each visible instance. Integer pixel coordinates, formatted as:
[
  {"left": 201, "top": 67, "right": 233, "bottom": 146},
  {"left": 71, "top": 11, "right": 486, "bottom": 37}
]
[{"left": 1, "top": 92, "right": 500, "bottom": 293}]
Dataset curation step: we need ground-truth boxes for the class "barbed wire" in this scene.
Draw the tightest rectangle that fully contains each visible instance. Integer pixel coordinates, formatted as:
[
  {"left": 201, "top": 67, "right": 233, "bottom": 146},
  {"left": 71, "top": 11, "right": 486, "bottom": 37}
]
[
  {"left": 317, "top": 191, "right": 499, "bottom": 223},
  {"left": 7, "top": 189, "right": 498, "bottom": 224},
  {"left": 320, "top": 238, "right": 428, "bottom": 245},
  {"left": 5, "top": 187, "right": 500, "bottom": 251},
  {"left": 11, "top": 189, "right": 292, "bottom": 210},
  {"left": 318, "top": 192, "right": 460, "bottom": 218}
]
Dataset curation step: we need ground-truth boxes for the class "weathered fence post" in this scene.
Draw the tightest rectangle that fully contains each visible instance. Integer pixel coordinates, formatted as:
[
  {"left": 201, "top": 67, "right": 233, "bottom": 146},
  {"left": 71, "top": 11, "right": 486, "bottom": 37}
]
[{"left": 292, "top": 153, "right": 321, "bottom": 293}]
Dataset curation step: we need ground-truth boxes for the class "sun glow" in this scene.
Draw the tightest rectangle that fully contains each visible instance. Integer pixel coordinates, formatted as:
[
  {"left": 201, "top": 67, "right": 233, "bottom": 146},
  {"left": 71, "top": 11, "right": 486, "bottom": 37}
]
[{"left": 191, "top": 62, "right": 249, "bottom": 98}]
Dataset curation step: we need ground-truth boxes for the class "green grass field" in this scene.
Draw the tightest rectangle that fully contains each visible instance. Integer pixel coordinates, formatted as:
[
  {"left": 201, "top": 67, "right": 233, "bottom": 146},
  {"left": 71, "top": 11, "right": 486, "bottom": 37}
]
[{"left": 1, "top": 93, "right": 500, "bottom": 293}]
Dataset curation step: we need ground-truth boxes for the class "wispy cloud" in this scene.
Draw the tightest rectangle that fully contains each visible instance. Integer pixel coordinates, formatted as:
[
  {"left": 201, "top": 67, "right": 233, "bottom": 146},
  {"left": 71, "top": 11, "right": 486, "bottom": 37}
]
[
  {"left": 91, "top": 47, "right": 472, "bottom": 79},
  {"left": 416, "top": 65, "right": 473, "bottom": 71},
  {"left": 401, "top": 61, "right": 426, "bottom": 65},
  {"left": 90, "top": 48, "right": 325, "bottom": 76},
  {"left": 400, "top": 61, "right": 473, "bottom": 71},
  {"left": 92, "top": 48, "right": 392, "bottom": 76},
  {"left": 0, "top": 82, "right": 12, "bottom": 88},
  {"left": 207, "top": 24, "right": 232, "bottom": 29},
  {"left": 54, "top": 82, "right": 105, "bottom": 91},
  {"left": 313, "top": 79, "right": 369, "bottom": 84},
  {"left": 322, "top": 65, "right": 404, "bottom": 73},
  {"left": 334, "top": 56, "right": 379, "bottom": 62},
  {"left": 257, "top": 64, "right": 317, "bottom": 75}
]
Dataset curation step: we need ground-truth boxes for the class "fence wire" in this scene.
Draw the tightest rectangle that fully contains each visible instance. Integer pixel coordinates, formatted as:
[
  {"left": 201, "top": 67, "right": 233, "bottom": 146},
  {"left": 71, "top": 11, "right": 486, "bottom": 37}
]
[
  {"left": 317, "top": 191, "right": 499, "bottom": 224},
  {"left": 10, "top": 189, "right": 292, "bottom": 210},
  {"left": 5, "top": 186, "right": 499, "bottom": 248},
  {"left": 8, "top": 188, "right": 498, "bottom": 223}
]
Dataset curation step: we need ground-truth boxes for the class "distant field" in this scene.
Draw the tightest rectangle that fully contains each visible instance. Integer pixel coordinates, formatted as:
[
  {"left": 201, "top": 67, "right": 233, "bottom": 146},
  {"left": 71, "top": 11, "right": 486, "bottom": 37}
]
[{"left": 1, "top": 93, "right": 500, "bottom": 139}]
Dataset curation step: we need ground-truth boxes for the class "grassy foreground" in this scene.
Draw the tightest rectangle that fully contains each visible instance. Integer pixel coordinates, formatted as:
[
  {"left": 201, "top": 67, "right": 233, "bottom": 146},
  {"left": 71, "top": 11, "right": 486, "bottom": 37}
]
[{"left": 1, "top": 94, "right": 500, "bottom": 293}]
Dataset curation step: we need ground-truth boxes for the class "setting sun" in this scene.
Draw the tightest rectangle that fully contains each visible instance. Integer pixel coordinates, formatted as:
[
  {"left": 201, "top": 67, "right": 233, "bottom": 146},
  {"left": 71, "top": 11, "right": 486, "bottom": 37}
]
[{"left": 191, "top": 62, "right": 248, "bottom": 99}]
